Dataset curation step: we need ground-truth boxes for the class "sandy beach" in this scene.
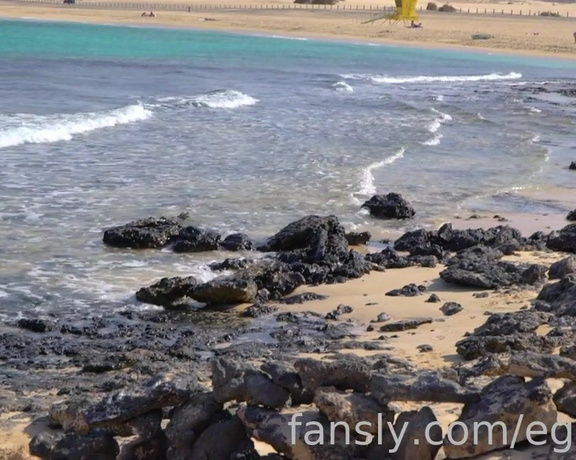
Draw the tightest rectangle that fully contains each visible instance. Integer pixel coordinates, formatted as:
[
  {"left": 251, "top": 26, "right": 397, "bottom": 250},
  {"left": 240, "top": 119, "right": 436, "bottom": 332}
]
[{"left": 1, "top": 0, "right": 576, "bottom": 58}]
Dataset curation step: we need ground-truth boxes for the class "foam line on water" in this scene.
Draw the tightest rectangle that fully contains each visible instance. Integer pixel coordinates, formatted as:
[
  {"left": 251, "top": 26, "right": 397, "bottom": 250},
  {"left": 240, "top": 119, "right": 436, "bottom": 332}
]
[
  {"left": 341, "top": 72, "right": 522, "bottom": 84},
  {"left": 0, "top": 103, "right": 151, "bottom": 149},
  {"left": 356, "top": 148, "right": 405, "bottom": 198},
  {"left": 156, "top": 90, "right": 258, "bottom": 109}
]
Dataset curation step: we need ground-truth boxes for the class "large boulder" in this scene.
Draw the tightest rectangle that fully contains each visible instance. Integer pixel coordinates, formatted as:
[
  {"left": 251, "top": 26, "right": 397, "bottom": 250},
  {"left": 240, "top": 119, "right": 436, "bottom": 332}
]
[
  {"left": 135, "top": 276, "right": 198, "bottom": 308},
  {"left": 103, "top": 217, "right": 182, "bottom": 249},
  {"left": 190, "top": 275, "right": 258, "bottom": 305},
  {"left": 361, "top": 193, "right": 415, "bottom": 219},
  {"left": 211, "top": 358, "right": 289, "bottom": 409},
  {"left": 294, "top": 357, "right": 371, "bottom": 392},
  {"left": 345, "top": 231, "right": 371, "bottom": 246},
  {"left": 30, "top": 431, "right": 119, "bottom": 460},
  {"left": 549, "top": 256, "right": 576, "bottom": 280},
  {"left": 554, "top": 381, "right": 576, "bottom": 418},
  {"left": 443, "top": 375, "right": 557, "bottom": 458},
  {"left": 567, "top": 210, "right": 576, "bottom": 222},
  {"left": 370, "top": 372, "right": 479, "bottom": 404},
  {"left": 189, "top": 416, "right": 257, "bottom": 460},
  {"left": 220, "top": 233, "right": 254, "bottom": 251},
  {"left": 547, "top": 224, "right": 576, "bottom": 253}
]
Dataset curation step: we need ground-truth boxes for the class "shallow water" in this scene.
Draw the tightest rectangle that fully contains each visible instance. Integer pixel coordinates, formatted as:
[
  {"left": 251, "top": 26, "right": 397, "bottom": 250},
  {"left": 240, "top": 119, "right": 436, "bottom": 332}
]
[{"left": 1, "top": 19, "right": 575, "bottom": 319}]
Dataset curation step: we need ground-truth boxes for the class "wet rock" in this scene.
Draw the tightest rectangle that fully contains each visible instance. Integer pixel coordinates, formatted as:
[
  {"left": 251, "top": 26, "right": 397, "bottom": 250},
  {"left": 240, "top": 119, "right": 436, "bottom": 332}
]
[
  {"left": 135, "top": 276, "right": 198, "bottom": 308},
  {"left": 241, "top": 303, "right": 278, "bottom": 318},
  {"left": 385, "top": 283, "right": 424, "bottom": 297},
  {"left": 165, "top": 393, "right": 222, "bottom": 460},
  {"left": 547, "top": 224, "right": 576, "bottom": 253},
  {"left": 549, "top": 256, "right": 576, "bottom": 280},
  {"left": 172, "top": 226, "right": 220, "bottom": 253},
  {"left": 570, "top": 161, "right": 576, "bottom": 170},
  {"left": 211, "top": 358, "right": 289, "bottom": 408},
  {"left": 568, "top": 210, "right": 576, "bottom": 222},
  {"left": 190, "top": 275, "right": 258, "bottom": 305},
  {"left": 189, "top": 415, "right": 256, "bottom": 460},
  {"left": 371, "top": 372, "right": 479, "bottom": 404},
  {"left": 426, "top": 294, "right": 441, "bottom": 303},
  {"left": 325, "top": 304, "right": 353, "bottom": 320},
  {"left": 361, "top": 193, "right": 415, "bottom": 219},
  {"left": 208, "top": 258, "right": 255, "bottom": 271},
  {"left": 366, "top": 407, "right": 442, "bottom": 460},
  {"left": 554, "top": 381, "right": 576, "bottom": 418},
  {"left": 314, "top": 386, "right": 394, "bottom": 435},
  {"left": 379, "top": 318, "right": 433, "bottom": 332},
  {"left": 17, "top": 318, "right": 53, "bottom": 333},
  {"left": 30, "top": 431, "right": 119, "bottom": 460},
  {"left": 103, "top": 217, "right": 182, "bottom": 249},
  {"left": 220, "top": 233, "right": 254, "bottom": 251},
  {"left": 345, "top": 231, "right": 371, "bottom": 245},
  {"left": 238, "top": 406, "right": 355, "bottom": 460},
  {"left": 260, "top": 215, "right": 345, "bottom": 252},
  {"left": 440, "top": 302, "right": 463, "bottom": 316},
  {"left": 443, "top": 375, "right": 556, "bottom": 458},
  {"left": 279, "top": 292, "right": 328, "bottom": 304},
  {"left": 294, "top": 356, "right": 371, "bottom": 392}
]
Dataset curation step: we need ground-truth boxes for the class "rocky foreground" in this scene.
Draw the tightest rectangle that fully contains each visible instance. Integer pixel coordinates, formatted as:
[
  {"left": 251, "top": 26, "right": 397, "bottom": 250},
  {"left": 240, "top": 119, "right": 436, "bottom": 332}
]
[{"left": 3, "top": 206, "right": 576, "bottom": 459}]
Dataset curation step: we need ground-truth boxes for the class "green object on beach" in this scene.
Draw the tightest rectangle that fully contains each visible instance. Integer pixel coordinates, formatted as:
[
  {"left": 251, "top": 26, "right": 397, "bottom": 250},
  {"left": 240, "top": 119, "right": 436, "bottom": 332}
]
[{"left": 472, "top": 33, "right": 495, "bottom": 40}]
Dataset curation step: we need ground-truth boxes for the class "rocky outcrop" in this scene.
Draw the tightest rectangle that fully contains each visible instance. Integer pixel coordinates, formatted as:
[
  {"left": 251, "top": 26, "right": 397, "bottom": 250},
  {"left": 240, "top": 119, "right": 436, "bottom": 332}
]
[
  {"left": 135, "top": 276, "right": 198, "bottom": 308},
  {"left": 547, "top": 224, "right": 576, "bottom": 253},
  {"left": 380, "top": 318, "right": 433, "bottom": 332},
  {"left": 172, "top": 226, "right": 221, "bottom": 253},
  {"left": 549, "top": 256, "right": 576, "bottom": 280},
  {"left": 103, "top": 217, "right": 182, "bottom": 249},
  {"left": 568, "top": 210, "right": 576, "bottom": 222},
  {"left": 219, "top": 233, "right": 254, "bottom": 251},
  {"left": 361, "top": 193, "right": 415, "bottom": 219},
  {"left": 190, "top": 275, "right": 259, "bottom": 305},
  {"left": 443, "top": 376, "right": 556, "bottom": 458},
  {"left": 294, "top": 357, "right": 371, "bottom": 392}
]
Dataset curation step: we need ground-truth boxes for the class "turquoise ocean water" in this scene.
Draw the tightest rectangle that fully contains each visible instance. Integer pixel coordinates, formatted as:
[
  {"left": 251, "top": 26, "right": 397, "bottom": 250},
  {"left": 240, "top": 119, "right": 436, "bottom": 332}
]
[{"left": 0, "top": 18, "right": 575, "bottom": 318}]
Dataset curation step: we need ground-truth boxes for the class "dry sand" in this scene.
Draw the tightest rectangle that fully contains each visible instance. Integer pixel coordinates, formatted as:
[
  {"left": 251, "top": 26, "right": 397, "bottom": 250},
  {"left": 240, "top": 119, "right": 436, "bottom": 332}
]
[{"left": 2, "top": 0, "right": 576, "bottom": 58}]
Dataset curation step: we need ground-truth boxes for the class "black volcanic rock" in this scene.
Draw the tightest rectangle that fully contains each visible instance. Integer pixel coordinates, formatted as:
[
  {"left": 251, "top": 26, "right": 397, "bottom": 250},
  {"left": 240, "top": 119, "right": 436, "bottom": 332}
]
[{"left": 361, "top": 193, "right": 415, "bottom": 219}]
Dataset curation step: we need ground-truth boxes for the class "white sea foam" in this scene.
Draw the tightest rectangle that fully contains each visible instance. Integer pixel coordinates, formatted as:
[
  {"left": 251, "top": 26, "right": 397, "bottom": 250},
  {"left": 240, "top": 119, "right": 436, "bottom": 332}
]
[
  {"left": 357, "top": 148, "right": 405, "bottom": 196},
  {"left": 530, "top": 107, "right": 542, "bottom": 113},
  {"left": 421, "top": 109, "right": 451, "bottom": 146},
  {"left": 531, "top": 135, "right": 541, "bottom": 143},
  {"left": 341, "top": 72, "right": 522, "bottom": 84},
  {"left": 0, "top": 103, "right": 151, "bottom": 149},
  {"left": 332, "top": 81, "right": 354, "bottom": 93},
  {"left": 158, "top": 90, "right": 258, "bottom": 109},
  {"left": 270, "top": 35, "right": 308, "bottom": 41},
  {"left": 422, "top": 133, "right": 443, "bottom": 146}
]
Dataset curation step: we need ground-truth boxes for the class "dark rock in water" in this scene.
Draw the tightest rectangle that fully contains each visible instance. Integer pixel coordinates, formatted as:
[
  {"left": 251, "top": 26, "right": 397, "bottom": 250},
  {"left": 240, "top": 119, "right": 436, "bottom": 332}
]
[
  {"left": 371, "top": 372, "right": 479, "bottom": 404},
  {"left": 386, "top": 283, "right": 424, "bottom": 297},
  {"left": 440, "top": 302, "right": 463, "bottom": 316},
  {"left": 366, "top": 407, "right": 442, "bottom": 460},
  {"left": 103, "top": 217, "right": 182, "bottom": 249},
  {"left": 361, "top": 193, "right": 415, "bottom": 219},
  {"left": 17, "top": 318, "right": 53, "bottom": 333},
  {"left": 241, "top": 303, "right": 278, "bottom": 318},
  {"left": 325, "top": 304, "right": 353, "bottom": 320},
  {"left": 345, "top": 231, "right": 371, "bottom": 245},
  {"left": 380, "top": 318, "right": 433, "bottom": 332},
  {"left": 294, "top": 356, "right": 371, "bottom": 392},
  {"left": 165, "top": 393, "right": 223, "bottom": 460},
  {"left": 570, "top": 161, "right": 576, "bottom": 170},
  {"left": 30, "top": 431, "right": 119, "bottom": 460},
  {"left": 279, "top": 292, "right": 328, "bottom": 304},
  {"left": 314, "top": 386, "right": 394, "bottom": 435},
  {"left": 549, "top": 256, "right": 576, "bottom": 280},
  {"left": 211, "top": 358, "right": 289, "bottom": 409},
  {"left": 426, "top": 294, "right": 441, "bottom": 303},
  {"left": 260, "top": 215, "right": 345, "bottom": 252},
  {"left": 172, "top": 226, "right": 220, "bottom": 253},
  {"left": 443, "top": 376, "right": 556, "bottom": 458},
  {"left": 220, "top": 233, "right": 254, "bottom": 251},
  {"left": 547, "top": 224, "right": 576, "bottom": 253},
  {"left": 568, "top": 210, "right": 576, "bottom": 222},
  {"left": 190, "top": 416, "right": 257, "bottom": 460},
  {"left": 135, "top": 276, "right": 198, "bottom": 307},
  {"left": 190, "top": 275, "right": 258, "bottom": 305},
  {"left": 208, "top": 258, "right": 255, "bottom": 271},
  {"left": 440, "top": 245, "right": 547, "bottom": 289}
]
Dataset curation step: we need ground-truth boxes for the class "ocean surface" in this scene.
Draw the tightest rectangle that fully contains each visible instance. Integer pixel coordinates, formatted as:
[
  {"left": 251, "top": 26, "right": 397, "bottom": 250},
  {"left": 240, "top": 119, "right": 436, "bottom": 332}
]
[{"left": 1, "top": 18, "right": 576, "bottom": 319}]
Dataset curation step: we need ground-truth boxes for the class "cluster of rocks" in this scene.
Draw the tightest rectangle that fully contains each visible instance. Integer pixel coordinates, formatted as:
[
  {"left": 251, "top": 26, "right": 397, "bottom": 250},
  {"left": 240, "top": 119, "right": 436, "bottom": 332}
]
[{"left": 31, "top": 350, "right": 576, "bottom": 460}]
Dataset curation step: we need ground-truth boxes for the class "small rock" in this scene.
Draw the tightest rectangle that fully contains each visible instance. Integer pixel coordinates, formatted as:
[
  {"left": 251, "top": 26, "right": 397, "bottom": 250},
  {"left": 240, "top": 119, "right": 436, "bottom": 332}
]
[
  {"left": 279, "top": 292, "right": 328, "bottom": 304},
  {"left": 386, "top": 283, "right": 423, "bottom": 297},
  {"left": 371, "top": 312, "right": 391, "bottom": 323},
  {"left": 417, "top": 344, "right": 433, "bottom": 353},
  {"left": 380, "top": 318, "right": 433, "bottom": 332},
  {"left": 325, "top": 304, "right": 353, "bottom": 320},
  {"left": 17, "top": 318, "right": 53, "bottom": 333},
  {"left": 219, "top": 233, "right": 254, "bottom": 251},
  {"left": 361, "top": 193, "right": 416, "bottom": 219},
  {"left": 570, "top": 161, "right": 576, "bottom": 170},
  {"left": 426, "top": 294, "right": 441, "bottom": 303},
  {"left": 440, "top": 302, "right": 463, "bottom": 316},
  {"left": 345, "top": 231, "right": 371, "bottom": 245},
  {"left": 568, "top": 210, "right": 576, "bottom": 222}
]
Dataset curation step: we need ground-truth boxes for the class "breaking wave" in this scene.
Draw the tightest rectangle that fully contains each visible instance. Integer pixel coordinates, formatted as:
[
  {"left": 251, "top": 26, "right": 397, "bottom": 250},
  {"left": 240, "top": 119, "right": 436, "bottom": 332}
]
[
  {"left": 157, "top": 90, "right": 258, "bottom": 109},
  {"left": 341, "top": 72, "right": 522, "bottom": 84},
  {"left": 0, "top": 103, "right": 151, "bottom": 149},
  {"left": 356, "top": 148, "right": 405, "bottom": 197},
  {"left": 332, "top": 81, "right": 354, "bottom": 93}
]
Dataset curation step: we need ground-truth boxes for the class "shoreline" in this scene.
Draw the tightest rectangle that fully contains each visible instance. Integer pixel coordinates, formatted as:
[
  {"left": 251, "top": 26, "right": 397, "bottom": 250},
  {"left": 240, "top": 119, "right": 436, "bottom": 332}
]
[{"left": 2, "top": 3, "right": 576, "bottom": 61}]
